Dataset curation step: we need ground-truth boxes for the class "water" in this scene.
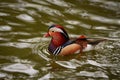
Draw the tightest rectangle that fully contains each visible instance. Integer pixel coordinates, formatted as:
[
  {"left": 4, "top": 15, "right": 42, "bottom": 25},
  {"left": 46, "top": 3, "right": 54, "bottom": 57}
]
[{"left": 0, "top": 0, "right": 120, "bottom": 80}]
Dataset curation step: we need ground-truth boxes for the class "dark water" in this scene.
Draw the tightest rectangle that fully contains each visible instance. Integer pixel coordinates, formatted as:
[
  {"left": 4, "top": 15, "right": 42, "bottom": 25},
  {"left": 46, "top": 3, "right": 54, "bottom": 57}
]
[{"left": 0, "top": 0, "right": 120, "bottom": 80}]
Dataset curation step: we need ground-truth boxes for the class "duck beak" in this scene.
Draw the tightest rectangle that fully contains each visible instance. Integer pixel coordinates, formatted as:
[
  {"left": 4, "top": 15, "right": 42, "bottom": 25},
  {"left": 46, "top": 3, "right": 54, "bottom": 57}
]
[{"left": 43, "top": 32, "right": 50, "bottom": 37}]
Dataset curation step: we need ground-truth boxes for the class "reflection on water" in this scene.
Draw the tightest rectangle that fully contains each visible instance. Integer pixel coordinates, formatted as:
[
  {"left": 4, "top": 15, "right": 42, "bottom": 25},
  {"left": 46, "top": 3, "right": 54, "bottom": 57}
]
[
  {"left": 0, "top": 25, "right": 12, "bottom": 31},
  {"left": 2, "top": 63, "right": 38, "bottom": 76},
  {"left": 76, "top": 71, "right": 108, "bottom": 78},
  {"left": 0, "top": 0, "right": 120, "bottom": 80},
  {"left": 16, "top": 14, "right": 35, "bottom": 22}
]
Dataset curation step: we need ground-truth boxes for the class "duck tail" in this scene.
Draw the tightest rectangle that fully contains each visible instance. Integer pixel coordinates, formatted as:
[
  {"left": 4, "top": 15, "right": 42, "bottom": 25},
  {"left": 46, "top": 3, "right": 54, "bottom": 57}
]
[{"left": 88, "top": 39, "right": 107, "bottom": 45}]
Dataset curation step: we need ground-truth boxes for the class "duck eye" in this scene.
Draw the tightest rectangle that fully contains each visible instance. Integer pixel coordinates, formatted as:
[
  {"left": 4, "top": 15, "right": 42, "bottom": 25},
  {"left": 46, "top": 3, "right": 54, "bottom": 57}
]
[{"left": 51, "top": 30, "right": 55, "bottom": 32}]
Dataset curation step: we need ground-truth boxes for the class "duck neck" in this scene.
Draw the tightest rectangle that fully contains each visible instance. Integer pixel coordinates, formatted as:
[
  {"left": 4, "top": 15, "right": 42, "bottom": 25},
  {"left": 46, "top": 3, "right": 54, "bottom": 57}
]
[{"left": 49, "top": 35, "right": 69, "bottom": 53}]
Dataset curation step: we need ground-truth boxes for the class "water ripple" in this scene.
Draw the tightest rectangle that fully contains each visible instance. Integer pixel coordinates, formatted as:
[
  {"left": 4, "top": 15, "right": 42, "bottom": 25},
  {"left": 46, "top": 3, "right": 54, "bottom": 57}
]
[
  {"left": 16, "top": 14, "right": 35, "bottom": 23},
  {"left": 0, "top": 12, "right": 9, "bottom": 16},
  {"left": 32, "top": 0, "right": 50, "bottom": 5},
  {"left": 0, "top": 25, "right": 12, "bottom": 31},
  {"left": 0, "top": 42, "right": 31, "bottom": 49},
  {"left": 76, "top": 71, "right": 108, "bottom": 78},
  {"left": 46, "top": 0, "right": 72, "bottom": 7},
  {"left": 56, "top": 59, "right": 80, "bottom": 69},
  {"left": 0, "top": 72, "right": 7, "bottom": 78},
  {"left": 89, "top": 0, "right": 120, "bottom": 11},
  {"left": 1, "top": 63, "right": 38, "bottom": 76},
  {"left": 109, "top": 31, "right": 120, "bottom": 37},
  {"left": 25, "top": 3, "right": 63, "bottom": 16},
  {"left": 32, "top": 38, "right": 51, "bottom": 61},
  {"left": 88, "top": 14, "right": 120, "bottom": 25},
  {"left": 38, "top": 72, "right": 53, "bottom": 80}
]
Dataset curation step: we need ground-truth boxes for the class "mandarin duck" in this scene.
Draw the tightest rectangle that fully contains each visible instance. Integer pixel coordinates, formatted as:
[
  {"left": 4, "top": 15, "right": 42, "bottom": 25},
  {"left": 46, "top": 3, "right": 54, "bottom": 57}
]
[{"left": 44, "top": 24, "right": 106, "bottom": 56}]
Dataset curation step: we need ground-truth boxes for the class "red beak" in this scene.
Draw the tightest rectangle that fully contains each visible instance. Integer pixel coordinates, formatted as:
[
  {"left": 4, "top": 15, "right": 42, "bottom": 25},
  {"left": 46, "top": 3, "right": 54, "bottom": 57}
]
[{"left": 43, "top": 32, "right": 50, "bottom": 37}]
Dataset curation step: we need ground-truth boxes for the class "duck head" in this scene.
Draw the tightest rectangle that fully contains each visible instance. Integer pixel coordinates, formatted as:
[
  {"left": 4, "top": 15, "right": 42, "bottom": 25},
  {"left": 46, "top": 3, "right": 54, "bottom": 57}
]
[{"left": 44, "top": 24, "right": 69, "bottom": 53}]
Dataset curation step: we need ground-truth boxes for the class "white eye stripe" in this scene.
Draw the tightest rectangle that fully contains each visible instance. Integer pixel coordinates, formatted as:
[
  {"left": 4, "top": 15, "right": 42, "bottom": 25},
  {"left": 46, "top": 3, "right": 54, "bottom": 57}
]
[{"left": 50, "top": 27, "right": 64, "bottom": 33}]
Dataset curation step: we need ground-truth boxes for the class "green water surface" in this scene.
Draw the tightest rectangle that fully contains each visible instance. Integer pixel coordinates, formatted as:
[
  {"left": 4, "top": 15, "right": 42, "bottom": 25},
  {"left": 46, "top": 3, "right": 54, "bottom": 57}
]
[{"left": 0, "top": 0, "right": 120, "bottom": 80}]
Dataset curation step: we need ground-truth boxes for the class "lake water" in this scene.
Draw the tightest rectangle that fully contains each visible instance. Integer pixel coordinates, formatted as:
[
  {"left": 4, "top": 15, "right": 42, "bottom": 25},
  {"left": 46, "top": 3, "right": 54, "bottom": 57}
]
[{"left": 0, "top": 0, "right": 120, "bottom": 80}]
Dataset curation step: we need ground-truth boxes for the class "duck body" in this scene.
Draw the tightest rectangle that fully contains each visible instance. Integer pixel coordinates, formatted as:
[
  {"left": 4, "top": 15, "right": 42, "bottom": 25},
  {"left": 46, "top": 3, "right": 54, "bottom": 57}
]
[{"left": 44, "top": 24, "right": 106, "bottom": 56}]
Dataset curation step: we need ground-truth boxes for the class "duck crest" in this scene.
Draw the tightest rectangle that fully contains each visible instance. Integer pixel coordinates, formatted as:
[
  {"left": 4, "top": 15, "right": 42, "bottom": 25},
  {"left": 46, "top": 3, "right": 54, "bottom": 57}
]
[{"left": 50, "top": 25, "right": 69, "bottom": 39}]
